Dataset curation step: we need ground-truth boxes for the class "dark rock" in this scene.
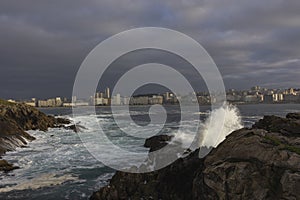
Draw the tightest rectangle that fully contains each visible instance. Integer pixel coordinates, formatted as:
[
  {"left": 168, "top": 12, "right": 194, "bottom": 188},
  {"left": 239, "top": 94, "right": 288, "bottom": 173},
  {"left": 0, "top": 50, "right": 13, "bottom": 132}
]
[
  {"left": 0, "top": 159, "right": 19, "bottom": 172},
  {"left": 55, "top": 117, "right": 71, "bottom": 125},
  {"left": 0, "top": 102, "right": 69, "bottom": 132},
  {"left": 91, "top": 113, "right": 300, "bottom": 200},
  {"left": 0, "top": 116, "right": 35, "bottom": 156},
  {"left": 286, "top": 112, "right": 300, "bottom": 120},
  {"left": 253, "top": 114, "right": 300, "bottom": 136},
  {"left": 199, "top": 128, "right": 300, "bottom": 199},
  {"left": 90, "top": 150, "right": 203, "bottom": 200},
  {"left": 144, "top": 135, "right": 174, "bottom": 152},
  {"left": 65, "top": 124, "right": 86, "bottom": 133},
  {"left": 0, "top": 100, "right": 71, "bottom": 171}
]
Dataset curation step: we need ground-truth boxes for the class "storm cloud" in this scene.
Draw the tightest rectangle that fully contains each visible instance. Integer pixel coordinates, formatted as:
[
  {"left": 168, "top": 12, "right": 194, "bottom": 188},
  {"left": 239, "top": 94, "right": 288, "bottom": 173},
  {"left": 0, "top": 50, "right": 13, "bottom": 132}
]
[{"left": 0, "top": 0, "right": 299, "bottom": 99}]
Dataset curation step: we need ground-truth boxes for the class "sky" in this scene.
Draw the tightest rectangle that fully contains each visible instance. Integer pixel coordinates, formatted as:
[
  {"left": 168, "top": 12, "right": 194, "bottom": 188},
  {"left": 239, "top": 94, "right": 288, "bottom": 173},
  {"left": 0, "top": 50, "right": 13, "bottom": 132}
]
[{"left": 0, "top": 0, "right": 299, "bottom": 99}]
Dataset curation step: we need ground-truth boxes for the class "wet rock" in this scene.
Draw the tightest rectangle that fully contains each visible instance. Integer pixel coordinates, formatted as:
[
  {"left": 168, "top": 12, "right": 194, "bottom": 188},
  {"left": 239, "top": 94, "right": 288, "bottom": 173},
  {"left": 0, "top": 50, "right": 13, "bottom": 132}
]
[
  {"left": 65, "top": 124, "right": 86, "bottom": 133},
  {"left": 0, "top": 100, "right": 71, "bottom": 171},
  {"left": 90, "top": 150, "right": 203, "bottom": 200},
  {"left": 0, "top": 102, "right": 69, "bottom": 132},
  {"left": 253, "top": 115, "right": 300, "bottom": 136},
  {"left": 144, "top": 135, "right": 174, "bottom": 152},
  {"left": 0, "top": 159, "right": 19, "bottom": 172},
  {"left": 286, "top": 112, "right": 300, "bottom": 120},
  {"left": 0, "top": 116, "right": 35, "bottom": 156},
  {"left": 91, "top": 113, "right": 300, "bottom": 200}
]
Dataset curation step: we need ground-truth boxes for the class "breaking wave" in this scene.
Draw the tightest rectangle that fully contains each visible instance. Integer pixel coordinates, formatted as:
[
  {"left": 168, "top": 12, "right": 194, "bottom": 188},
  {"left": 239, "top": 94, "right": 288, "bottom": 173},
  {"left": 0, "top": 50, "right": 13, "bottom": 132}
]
[{"left": 199, "top": 103, "right": 243, "bottom": 148}]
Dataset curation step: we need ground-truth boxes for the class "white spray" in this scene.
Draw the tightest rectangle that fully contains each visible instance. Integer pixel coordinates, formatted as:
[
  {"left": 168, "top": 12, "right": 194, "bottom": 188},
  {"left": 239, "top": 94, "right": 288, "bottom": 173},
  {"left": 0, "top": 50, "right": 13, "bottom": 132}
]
[{"left": 199, "top": 102, "right": 243, "bottom": 148}]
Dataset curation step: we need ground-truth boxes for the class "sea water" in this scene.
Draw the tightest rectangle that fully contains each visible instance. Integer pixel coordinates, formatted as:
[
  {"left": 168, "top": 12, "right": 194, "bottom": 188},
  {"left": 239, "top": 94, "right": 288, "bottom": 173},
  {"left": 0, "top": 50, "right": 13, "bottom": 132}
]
[{"left": 1, "top": 104, "right": 300, "bottom": 200}]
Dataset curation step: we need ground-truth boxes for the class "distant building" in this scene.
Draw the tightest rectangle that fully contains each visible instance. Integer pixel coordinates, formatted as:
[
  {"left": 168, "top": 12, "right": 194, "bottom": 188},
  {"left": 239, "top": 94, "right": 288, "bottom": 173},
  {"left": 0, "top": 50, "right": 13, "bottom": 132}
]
[
  {"left": 37, "top": 97, "right": 63, "bottom": 107},
  {"left": 251, "top": 86, "right": 261, "bottom": 91},
  {"left": 226, "top": 94, "right": 242, "bottom": 102},
  {"left": 24, "top": 98, "right": 36, "bottom": 107},
  {"left": 264, "top": 94, "right": 282, "bottom": 103},
  {"left": 284, "top": 94, "right": 299, "bottom": 102},
  {"left": 111, "top": 94, "right": 121, "bottom": 105},
  {"left": 94, "top": 97, "right": 109, "bottom": 106},
  {"left": 55, "top": 97, "right": 63, "bottom": 107},
  {"left": 242, "top": 94, "right": 263, "bottom": 103},
  {"left": 25, "top": 102, "right": 36, "bottom": 107},
  {"left": 122, "top": 96, "right": 130, "bottom": 105},
  {"left": 63, "top": 102, "right": 75, "bottom": 107},
  {"left": 104, "top": 87, "right": 110, "bottom": 99},
  {"left": 75, "top": 101, "right": 89, "bottom": 106},
  {"left": 149, "top": 95, "right": 163, "bottom": 105},
  {"left": 38, "top": 100, "right": 49, "bottom": 107},
  {"left": 130, "top": 96, "right": 149, "bottom": 105},
  {"left": 7, "top": 99, "right": 16, "bottom": 103},
  {"left": 163, "top": 92, "right": 178, "bottom": 104}
]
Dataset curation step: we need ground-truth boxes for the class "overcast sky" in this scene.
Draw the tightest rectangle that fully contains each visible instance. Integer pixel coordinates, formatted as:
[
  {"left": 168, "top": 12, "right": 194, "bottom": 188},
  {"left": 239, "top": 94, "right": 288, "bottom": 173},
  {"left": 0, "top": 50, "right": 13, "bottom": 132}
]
[{"left": 0, "top": 0, "right": 299, "bottom": 99}]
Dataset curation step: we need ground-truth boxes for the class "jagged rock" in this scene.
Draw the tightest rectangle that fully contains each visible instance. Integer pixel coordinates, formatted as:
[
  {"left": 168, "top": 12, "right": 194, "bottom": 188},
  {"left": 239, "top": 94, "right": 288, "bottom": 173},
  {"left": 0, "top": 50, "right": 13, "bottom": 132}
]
[
  {"left": 91, "top": 150, "right": 203, "bottom": 200},
  {"left": 253, "top": 115, "right": 300, "bottom": 136},
  {"left": 0, "top": 100, "right": 71, "bottom": 171},
  {"left": 0, "top": 159, "right": 19, "bottom": 172},
  {"left": 198, "top": 128, "right": 300, "bottom": 199},
  {"left": 65, "top": 124, "right": 86, "bottom": 133},
  {"left": 286, "top": 112, "right": 300, "bottom": 120},
  {"left": 144, "top": 135, "right": 174, "bottom": 152},
  {"left": 91, "top": 113, "right": 300, "bottom": 200},
  {"left": 0, "top": 102, "right": 70, "bottom": 131},
  {"left": 0, "top": 116, "right": 35, "bottom": 156}
]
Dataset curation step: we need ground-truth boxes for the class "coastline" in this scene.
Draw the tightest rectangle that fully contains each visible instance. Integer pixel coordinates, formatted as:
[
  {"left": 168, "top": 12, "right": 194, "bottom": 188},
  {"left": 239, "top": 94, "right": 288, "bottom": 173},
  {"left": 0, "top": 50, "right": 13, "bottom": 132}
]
[
  {"left": 0, "top": 100, "right": 73, "bottom": 172},
  {"left": 25, "top": 101, "right": 300, "bottom": 109},
  {"left": 91, "top": 112, "right": 300, "bottom": 200},
  {"left": 1, "top": 100, "right": 300, "bottom": 199}
]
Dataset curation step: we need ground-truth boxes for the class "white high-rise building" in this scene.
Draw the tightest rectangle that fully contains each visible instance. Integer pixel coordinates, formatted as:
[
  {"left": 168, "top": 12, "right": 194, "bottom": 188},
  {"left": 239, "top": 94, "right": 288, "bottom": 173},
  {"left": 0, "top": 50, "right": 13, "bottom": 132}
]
[
  {"left": 105, "top": 87, "right": 110, "bottom": 98},
  {"left": 111, "top": 94, "right": 121, "bottom": 105}
]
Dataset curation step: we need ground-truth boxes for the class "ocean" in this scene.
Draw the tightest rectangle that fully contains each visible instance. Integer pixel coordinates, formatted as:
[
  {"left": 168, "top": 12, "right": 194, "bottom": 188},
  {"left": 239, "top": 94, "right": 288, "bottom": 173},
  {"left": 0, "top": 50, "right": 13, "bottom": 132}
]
[{"left": 0, "top": 104, "right": 300, "bottom": 200}]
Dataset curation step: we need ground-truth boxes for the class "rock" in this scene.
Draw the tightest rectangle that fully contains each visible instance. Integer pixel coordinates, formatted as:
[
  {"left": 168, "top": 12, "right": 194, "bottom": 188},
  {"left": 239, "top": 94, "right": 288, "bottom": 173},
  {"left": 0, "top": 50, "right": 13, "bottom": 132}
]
[
  {"left": 253, "top": 115, "right": 300, "bottom": 136},
  {"left": 286, "top": 112, "right": 300, "bottom": 120},
  {"left": 0, "top": 99, "right": 71, "bottom": 171},
  {"left": 144, "top": 135, "right": 174, "bottom": 152},
  {"left": 90, "top": 150, "right": 203, "bottom": 200},
  {"left": 0, "top": 116, "right": 35, "bottom": 156},
  {"left": 65, "top": 124, "right": 86, "bottom": 133},
  {"left": 91, "top": 113, "right": 300, "bottom": 200},
  {"left": 0, "top": 159, "right": 19, "bottom": 172},
  {"left": 55, "top": 117, "right": 71, "bottom": 125},
  {"left": 198, "top": 128, "right": 300, "bottom": 199},
  {"left": 0, "top": 101, "right": 70, "bottom": 132}
]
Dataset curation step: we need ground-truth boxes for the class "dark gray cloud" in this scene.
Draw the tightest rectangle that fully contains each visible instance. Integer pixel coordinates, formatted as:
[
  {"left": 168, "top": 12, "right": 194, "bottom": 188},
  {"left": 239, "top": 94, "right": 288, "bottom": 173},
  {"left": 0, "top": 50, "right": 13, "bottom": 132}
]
[{"left": 0, "top": 0, "right": 299, "bottom": 99}]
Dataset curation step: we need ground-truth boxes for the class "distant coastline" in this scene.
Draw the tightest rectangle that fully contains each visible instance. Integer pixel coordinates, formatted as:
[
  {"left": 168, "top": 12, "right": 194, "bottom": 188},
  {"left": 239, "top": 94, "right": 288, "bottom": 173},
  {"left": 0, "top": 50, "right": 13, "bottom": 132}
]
[{"left": 5, "top": 86, "right": 300, "bottom": 108}]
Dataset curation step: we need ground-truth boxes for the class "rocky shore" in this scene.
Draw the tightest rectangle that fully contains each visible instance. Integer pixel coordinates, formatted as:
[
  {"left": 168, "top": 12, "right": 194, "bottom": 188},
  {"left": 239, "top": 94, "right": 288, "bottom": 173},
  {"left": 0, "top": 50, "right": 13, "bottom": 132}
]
[
  {"left": 0, "top": 99, "right": 71, "bottom": 172},
  {"left": 91, "top": 112, "right": 300, "bottom": 200}
]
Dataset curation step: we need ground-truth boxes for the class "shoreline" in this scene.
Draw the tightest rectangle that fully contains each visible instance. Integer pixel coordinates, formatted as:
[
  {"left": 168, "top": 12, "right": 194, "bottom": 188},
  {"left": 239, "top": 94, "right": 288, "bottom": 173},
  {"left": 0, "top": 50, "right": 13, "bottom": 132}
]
[
  {"left": 1, "top": 100, "right": 300, "bottom": 199},
  {"left": 0, "top": 100, "right": 73, "bottom": 172},
  {"left": 91, "top": 112, "right": 300, "bottom": 200},
  {"left": 35, "top": 102, "right": 300, "bottom": 109}
]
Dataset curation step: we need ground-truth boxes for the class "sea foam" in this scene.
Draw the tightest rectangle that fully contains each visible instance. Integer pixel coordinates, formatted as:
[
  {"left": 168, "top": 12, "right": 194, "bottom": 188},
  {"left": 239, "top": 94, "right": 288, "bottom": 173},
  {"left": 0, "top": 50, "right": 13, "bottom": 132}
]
[{"left": 199, "top": 102, "right": 243, "bottom": 148}]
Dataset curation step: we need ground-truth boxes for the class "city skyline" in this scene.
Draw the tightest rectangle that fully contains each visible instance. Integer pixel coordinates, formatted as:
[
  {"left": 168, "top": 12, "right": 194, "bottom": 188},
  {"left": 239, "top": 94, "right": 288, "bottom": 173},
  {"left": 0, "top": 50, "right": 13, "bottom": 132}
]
[{"left": 5, "top": 85, "right": 300, "bottom": 107}]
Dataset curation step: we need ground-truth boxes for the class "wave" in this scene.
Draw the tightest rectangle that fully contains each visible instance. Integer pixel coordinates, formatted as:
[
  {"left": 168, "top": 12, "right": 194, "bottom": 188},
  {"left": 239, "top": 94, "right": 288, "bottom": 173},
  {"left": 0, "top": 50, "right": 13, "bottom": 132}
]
[{"left": 199, "top": 102, "right": 243, "bottom": 148}]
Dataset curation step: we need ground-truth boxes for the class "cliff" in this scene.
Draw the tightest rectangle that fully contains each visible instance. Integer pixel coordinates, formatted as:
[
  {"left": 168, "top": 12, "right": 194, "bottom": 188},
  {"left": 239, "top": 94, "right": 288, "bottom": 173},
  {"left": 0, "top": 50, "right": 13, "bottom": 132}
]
[
  {"left": 0, "top": 99, "right": 71, "bottom": 171},
  {"left": 91, "top": 113, "right": 300, "bottom": 200}
]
